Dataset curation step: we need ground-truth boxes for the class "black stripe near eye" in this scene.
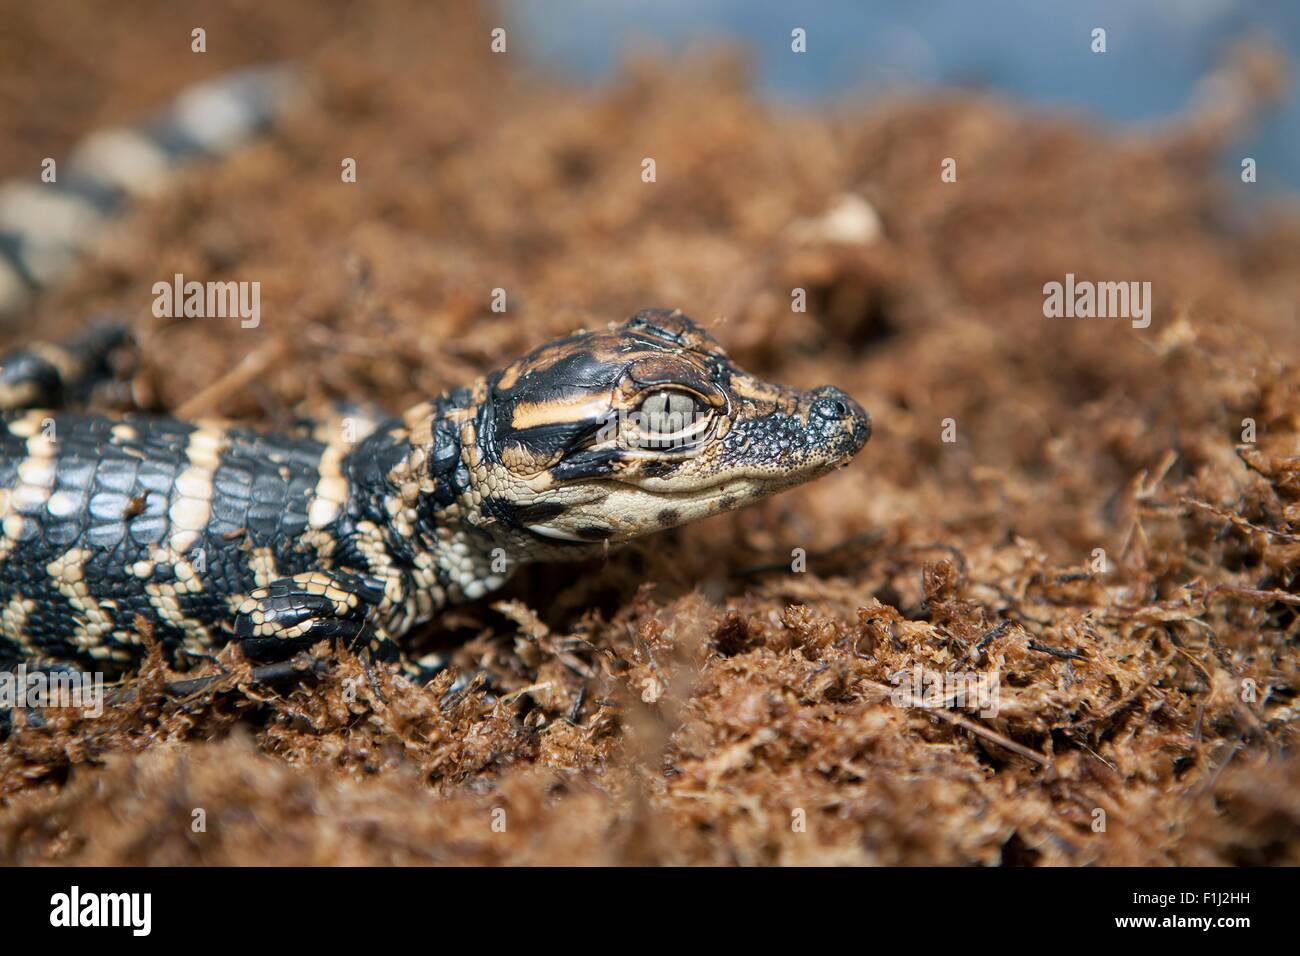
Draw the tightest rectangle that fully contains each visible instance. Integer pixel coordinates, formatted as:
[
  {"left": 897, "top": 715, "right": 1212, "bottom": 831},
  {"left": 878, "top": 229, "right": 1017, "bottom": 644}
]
[
  {"left": 551, "top": 448, "right": 620, "bottom": 482},
  {"left": 507, "top": 420, "right": 594, "bottom": 457},
  {"left": 510, "top": 501, "right": 568, "bottom": 522},
  {"left": 569, "top": 413, "right": 618, "bottom": 452}
]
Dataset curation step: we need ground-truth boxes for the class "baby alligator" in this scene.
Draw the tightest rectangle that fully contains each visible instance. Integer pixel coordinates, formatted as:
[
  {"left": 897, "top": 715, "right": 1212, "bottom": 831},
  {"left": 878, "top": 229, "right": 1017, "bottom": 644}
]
[{"left": 0, "top": 309, "right": 870, "bottom": 678}]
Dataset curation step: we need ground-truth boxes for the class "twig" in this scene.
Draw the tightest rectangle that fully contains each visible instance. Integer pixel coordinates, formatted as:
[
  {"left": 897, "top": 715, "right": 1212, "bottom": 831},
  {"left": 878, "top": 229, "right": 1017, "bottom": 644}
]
[
  {"left": 174, "top": 337, "right": 290, "bottom": 419},
  {"left": 496, "top": 681, "right": 553, "bottom": 705},
  {"left": 1203, "top": 583, "right": 1300, "bottom": 607},
  {"left": 862, "top": 679, "right": 1051, "bottom": 767},
  {"left": 975, "top": 620, "right": 1013, "bottom": 652},
  {"left": 109, "top": 658, "right": 329, "bottom": 705},
  {"left": 1180, "top": 497, "right": 1300, "bottom": 542},
  {"left": 1026, "top": 641, "right": 1089, "bottom": 662},
  {"left": 567, "top": 682, "right": 587, "bottom": 726}
]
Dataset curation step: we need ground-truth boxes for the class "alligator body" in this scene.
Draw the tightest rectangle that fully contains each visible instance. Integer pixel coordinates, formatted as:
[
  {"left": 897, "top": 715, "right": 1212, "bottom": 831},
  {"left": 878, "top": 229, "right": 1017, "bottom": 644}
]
[{"left": 0, "top": 310, "right": 870, "bottom": 676}]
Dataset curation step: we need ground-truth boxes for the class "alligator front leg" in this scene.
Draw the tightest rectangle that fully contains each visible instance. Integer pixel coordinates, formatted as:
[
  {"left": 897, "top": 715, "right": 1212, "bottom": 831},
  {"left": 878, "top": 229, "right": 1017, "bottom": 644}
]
[
  {"left": 233, "top": 568, "right": 395, "bottom": 659},
  {"left": 232, "top": 568, "right": 447, "bottom": 686}
]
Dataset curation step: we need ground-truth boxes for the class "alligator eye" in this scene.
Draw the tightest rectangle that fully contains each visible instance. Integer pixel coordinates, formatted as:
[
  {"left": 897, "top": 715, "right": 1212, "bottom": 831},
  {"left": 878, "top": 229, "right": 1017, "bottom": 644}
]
[
  {"left": 639, "top": 390, "right": 700, "bottom": 435},
  {"left": 630, "top": 389, "right": 713, "bottom": 451}
]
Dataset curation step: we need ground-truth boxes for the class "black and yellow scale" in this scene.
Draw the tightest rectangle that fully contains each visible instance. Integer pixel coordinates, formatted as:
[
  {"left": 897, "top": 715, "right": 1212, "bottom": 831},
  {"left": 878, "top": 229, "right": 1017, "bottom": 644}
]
[{"left": 0, "top": 72, "right": 871, "bottom": 681}]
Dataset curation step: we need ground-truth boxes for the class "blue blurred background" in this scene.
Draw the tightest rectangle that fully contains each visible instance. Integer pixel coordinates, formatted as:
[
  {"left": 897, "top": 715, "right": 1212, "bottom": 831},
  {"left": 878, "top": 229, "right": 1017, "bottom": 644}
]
[{"left": 507, "top": 0, "right": 1300, "bottom": 192}]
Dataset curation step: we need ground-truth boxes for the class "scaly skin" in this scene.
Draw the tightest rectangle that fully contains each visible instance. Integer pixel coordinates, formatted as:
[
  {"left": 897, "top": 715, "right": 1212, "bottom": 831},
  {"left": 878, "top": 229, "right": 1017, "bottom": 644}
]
[{"left": 0, "top": 310, "right": 870, "bottom": 677}]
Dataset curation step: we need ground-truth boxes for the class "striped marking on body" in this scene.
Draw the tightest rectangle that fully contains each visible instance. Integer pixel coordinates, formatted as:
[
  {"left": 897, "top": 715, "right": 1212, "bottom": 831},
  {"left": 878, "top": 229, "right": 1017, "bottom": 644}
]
[
  {"left": 308, "top": 440, "right": 350, "bottom": 529},
  {"left": 1, "top": 595, "right": 39, "bottom": 660},
  {"left": 144, "top": 552, "right": 212, "bottom": 653},
  {"left": 0, "top": 412, "right": 58, "bottom": 560},
  {"left": 46, "top": 547, "right": 129, "bottom": 661},
  {"left": 166, "top": 423, "right": 227, "bottom": 554}
]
